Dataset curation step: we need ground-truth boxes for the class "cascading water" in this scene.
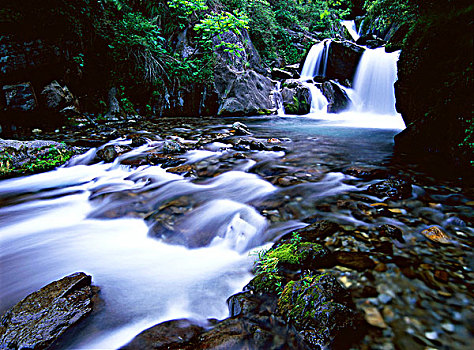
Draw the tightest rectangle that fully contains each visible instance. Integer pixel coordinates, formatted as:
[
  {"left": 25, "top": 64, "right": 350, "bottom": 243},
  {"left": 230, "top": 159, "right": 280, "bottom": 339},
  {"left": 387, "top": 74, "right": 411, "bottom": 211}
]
[
  {"left": 351, "top": 48, "right": 400, "bottom": 115},
  {"left": 341, "top": 20, "right": 360, "bottom": 41},
  {"left": 302, "top": 82, "right": 328, "bottom": 113},
  {"left": 300, "top": 39, "right": 330, "bottom": 79},
  {"left": 273, "top": 81, "right": 286, "bottom": 116}
]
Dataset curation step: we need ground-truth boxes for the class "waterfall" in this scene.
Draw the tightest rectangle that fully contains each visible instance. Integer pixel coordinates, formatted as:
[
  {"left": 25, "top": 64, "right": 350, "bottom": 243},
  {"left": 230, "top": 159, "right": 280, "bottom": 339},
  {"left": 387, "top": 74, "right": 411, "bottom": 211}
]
[
  {"left": 341, "top": 20, "right": 359, "bottom": 41},
  {"left": 351, "top": 48, "right": 400, "bottom": 115},
  {"left": 301, "top": 82, "right": 328, "bottom": 113},
  {"left": 273, "top": 81, "right": 285, "bottom": 116},
  {"left": 300, "top": 40, "right": 330, "bottom": 80}
]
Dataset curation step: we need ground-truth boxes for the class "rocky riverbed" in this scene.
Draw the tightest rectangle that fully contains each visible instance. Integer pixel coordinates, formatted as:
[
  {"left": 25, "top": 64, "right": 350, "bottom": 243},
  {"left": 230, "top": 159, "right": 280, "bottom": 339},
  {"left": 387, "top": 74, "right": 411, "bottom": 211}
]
[{"left": 0, "top": 116, "right": 472, "bottom": 349}]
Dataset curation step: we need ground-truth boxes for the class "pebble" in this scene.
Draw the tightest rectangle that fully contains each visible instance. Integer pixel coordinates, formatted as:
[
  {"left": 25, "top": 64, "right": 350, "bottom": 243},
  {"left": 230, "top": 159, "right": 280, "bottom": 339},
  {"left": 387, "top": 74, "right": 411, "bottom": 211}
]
[
  {"left": 441, "top": 323, "right": 455, "bottom": 333},
  {"left": 424, "top": 331, "right": 438, "bottom": 340},
  {"left": 421, "top": 226, "right": 452, "bottom": 244},
  {"left": 362, "top": 305, "right": 388, "bottom": 329}
]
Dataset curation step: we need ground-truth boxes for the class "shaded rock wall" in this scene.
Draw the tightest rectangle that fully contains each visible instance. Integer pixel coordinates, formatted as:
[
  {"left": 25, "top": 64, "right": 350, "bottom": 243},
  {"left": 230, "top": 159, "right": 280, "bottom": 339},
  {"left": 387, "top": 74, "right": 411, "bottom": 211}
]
[{"left": 394, "top": 1, "right": 473, "bottom": 170}]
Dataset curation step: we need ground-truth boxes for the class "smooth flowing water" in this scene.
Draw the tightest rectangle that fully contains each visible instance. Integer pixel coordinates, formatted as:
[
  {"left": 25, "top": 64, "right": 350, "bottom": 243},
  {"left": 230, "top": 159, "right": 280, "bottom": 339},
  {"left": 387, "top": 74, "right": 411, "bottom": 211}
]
[
  {"left": 341, "top": 20, "right": 360, "bottom": 41},
  {"left": 0, "top": 115, "right": 404, "bottom": 349}
]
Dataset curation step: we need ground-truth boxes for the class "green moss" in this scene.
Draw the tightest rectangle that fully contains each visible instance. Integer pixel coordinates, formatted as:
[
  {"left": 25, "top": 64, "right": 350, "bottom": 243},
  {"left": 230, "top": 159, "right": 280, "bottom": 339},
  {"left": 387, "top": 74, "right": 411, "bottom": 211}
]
[
  {"left": 284, "top": 96, "right": 300, "bottom": 114},
  {"left": 0, "top": 146, "right": 75, "bottom": 178}
]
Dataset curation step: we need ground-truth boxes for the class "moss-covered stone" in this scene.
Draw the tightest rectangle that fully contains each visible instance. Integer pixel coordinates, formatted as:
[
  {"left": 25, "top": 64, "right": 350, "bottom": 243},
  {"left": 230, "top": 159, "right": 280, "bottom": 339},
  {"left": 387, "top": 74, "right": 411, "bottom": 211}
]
[{"left": 277, "top": 272, "right": 364, "bottom": 349}]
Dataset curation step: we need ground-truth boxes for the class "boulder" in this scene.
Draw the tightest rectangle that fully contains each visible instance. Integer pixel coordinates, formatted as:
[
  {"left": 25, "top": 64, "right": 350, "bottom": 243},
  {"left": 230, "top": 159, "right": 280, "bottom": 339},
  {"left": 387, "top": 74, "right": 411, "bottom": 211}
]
[
  {"left": 271, "top": 68, "right": 293, "bottom": 80},
  {"left": 217, "top": 70, "right": 274, "bottom": 116},
  {"left": 356, "top": 34, "right": 385, "bottom": 49},
  {"left": 283, "top": 63, "right": 301, "bottom": 79},
  {"left": 41, "top": 80, "right": 79, "bottom": 117},
  {"left": 120, "top": 319, "right": 205, "bottom": 350},
  {"left": 367, "top": 178, "right": 412, "bottom": 200},
  {"left": 281, "top": 81, "right": 311, "bottom": 115},
  {"left": 319, "top": 81, "right": 350, "bottom": 113},
  {"left": 295, "top": 220, "right": 342, "bottom": 241},
  {"left": 278, "top": 272, "right": 365, "bottom": 349},
  {"left": 325, "top": 41, "right": 365, "bottom": 82},
  {"left": 2, "top": 82, "right": 37, "bottom": 112},
  {"left": 0, "top": 272, "right": 96, "bottom": 350}
]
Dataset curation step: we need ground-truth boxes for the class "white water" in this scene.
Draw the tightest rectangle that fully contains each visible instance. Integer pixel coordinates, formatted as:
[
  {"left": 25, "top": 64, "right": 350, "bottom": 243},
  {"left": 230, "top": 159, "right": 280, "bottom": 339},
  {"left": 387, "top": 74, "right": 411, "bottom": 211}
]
[
  {"left": 0, "top": 160, "right": 274, "bottom": 348},
  {"left": 300, "top": 40, "right": 330, "bottom": 79},
  {"left": 291, "top": 40, "right": 405, "bottom": 129},
  {"left": 341, "top": 20, "right": 360, "bottom": 41},
  {"left": 301, "top": 81, "right": 328, "bottom": 113},
  {"left": 351, "top": 48, "right": 400, "bottom": 115}
]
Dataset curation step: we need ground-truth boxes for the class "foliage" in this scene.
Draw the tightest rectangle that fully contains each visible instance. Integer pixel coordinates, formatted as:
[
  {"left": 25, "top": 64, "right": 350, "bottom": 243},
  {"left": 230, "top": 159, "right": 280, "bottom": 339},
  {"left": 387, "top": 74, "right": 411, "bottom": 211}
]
[
  {"left": 362, "top": 0, "right": 418, "bottom": 34},
  {"left": 251, "top": 232, "right": 302, "bottom": 294}
]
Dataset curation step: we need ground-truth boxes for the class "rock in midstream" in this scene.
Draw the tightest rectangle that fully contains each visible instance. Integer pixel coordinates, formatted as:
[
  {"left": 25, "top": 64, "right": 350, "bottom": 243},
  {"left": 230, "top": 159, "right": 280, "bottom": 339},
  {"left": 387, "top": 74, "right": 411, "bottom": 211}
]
[{"left": 0, "top": 272, "right": 97, "bottom": 350}]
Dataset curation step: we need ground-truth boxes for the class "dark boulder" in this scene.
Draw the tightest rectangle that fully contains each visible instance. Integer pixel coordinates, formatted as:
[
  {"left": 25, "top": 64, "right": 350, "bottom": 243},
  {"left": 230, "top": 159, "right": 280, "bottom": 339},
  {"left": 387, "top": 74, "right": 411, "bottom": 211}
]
[
  {"left": 319, "top": 81, "right": 350, "bottom": 113},
  {"left": 377, "top": 224, "right": 405, "bottom": 243},
  {"left": 41, "top": 80, "right": 79, "bottom": 118},
  {"left": 120, "top": 319, "right": 205, "bottom": 350},
  {"left": 0, "top": 272, "right": 96, "bottom": 350},
  {"left": 96, "top": 144, "right": 132, "bottom": 163},
  {"left": 334, "top": 251, "right": 376, "bottom": 271},
  {"left": 278, "top": 272, "right": 365, "bottom": 349},
  {"left": 367, "top": 178, "right": 412, "bottom": 200},
  {"left": 356, "top": 34, "right": 385, "bottom": 49},
  {"left": 293, "top": 220, "right": 342, "bottom": 242},
  {"left": 281, "top": 81, "right": 311, "bottom": 115},
  {"left": 271, "top": 68, "right": 293, "bottom": 80},
  {"left": 325, "top": 41, "right": 365, "bottom": 82}
]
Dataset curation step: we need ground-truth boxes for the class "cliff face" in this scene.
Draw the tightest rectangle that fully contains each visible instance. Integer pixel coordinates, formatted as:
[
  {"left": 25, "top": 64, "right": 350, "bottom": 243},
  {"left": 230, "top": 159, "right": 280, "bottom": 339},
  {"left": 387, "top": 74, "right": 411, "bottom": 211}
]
[{"left": 394, "top": 1, "right": 473, "bottom": 169}]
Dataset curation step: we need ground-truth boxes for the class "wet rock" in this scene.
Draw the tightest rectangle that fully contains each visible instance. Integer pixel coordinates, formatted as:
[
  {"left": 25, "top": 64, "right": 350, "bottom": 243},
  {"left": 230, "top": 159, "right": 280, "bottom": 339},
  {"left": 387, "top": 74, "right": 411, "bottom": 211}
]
[
  {"left": 166, "top": 164, "right": 196, "bottom": 175},
  {"left": 162, "top": 140, "right": 185, "bottom": 154},
  {"left": 120, "top": 318, "right": 205, "bottom": 350},
  {"left": 0, "top": 272, "right": 96, "bottom": 350},
  {"left": 356, "top": 34, "right": 385, "bottom": 49},
  {"left": 343, "top": 166, "right": 388, "bottom": 180},
  {"left": 41, "top": 80, "right": 79, "bottom": 117},
  {"left": 377, "top": 224, "right": 405, "bottom": 243},
  {"left": 421, "top": 226, "right": 452, "bottom": 244},
  {"left": 320, "top": 81, "right": 350, "bottom": 113},
  {"left": 96, "top": 144, "right": 132, "bottom": 163},
  {"left": 271, "top": 68, "right": 293, "bottom": 80},
  {"left": 130, "top": 135, "right": 149, "bottom": 147},
  {"left": 281, "top": 82, "right": 312, "bottom": 115},
  {"left": 231, "top": 122, "right": 251, "bottom": 135},
  {"left": 367, "top": 178, "right": 412, "bottom": 200},
  {"left": 278, "top": 272, "right": 365, "bottom": 349},
  {"left": 334, "top": 251, "right": 376, "bottom": 271},
  {"left": 296, "top": 220, "right": 342, "bottom": 242},
  {"left": 325, "top": 41, "right": 365, "bottom": 82},
  {"left": 227, "top": 292, "right": 261, "bottom": 317},
  {"left": 361, "top": 305, "right": 388, "bottom": 329}
]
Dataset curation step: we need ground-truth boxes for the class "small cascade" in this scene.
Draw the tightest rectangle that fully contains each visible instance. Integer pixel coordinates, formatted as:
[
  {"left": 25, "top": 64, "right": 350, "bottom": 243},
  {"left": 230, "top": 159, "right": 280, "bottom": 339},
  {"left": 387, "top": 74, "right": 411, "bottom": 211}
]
[
  {"left": 341, "top": 20, "right": 359, "bottom": 41},
  {"left": 301, "top": 82, "right": 328, "bottom": 113},
  {"left": 351, "top": 48, "right": 400, "bottom": 115},
  {"left": 273, "top": 81, "right": 285, "bottom": 116},
  {"left": 300, "top": 40, "right": 330, "bottom": 79}
]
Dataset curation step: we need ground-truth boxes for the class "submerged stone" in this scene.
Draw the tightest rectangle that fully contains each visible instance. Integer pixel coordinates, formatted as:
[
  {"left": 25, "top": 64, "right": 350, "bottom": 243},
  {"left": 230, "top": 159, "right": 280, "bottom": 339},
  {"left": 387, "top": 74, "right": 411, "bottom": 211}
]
[
  {"left": 0, "top": 272, "right": 96, "bottom": 350},
  {"left": 367, "top": 178, "right": 412, "bottom": 200}
]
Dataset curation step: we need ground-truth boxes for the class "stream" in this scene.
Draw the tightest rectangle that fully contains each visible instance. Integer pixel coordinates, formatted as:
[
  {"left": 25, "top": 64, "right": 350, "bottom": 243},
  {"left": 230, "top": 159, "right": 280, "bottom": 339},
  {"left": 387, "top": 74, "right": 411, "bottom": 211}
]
[{"left": 1, "top": 112, "right": 472, "bottom": 349}]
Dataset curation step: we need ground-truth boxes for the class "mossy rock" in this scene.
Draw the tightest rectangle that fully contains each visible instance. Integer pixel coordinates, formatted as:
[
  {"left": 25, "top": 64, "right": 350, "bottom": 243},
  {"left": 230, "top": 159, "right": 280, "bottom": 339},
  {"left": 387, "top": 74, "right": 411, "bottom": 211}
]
[{"left": 277, "top": 272, "right": 364, "bottom": 349}]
